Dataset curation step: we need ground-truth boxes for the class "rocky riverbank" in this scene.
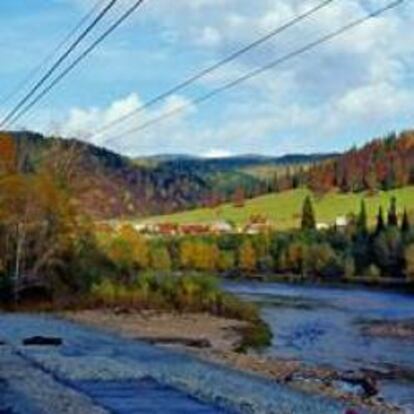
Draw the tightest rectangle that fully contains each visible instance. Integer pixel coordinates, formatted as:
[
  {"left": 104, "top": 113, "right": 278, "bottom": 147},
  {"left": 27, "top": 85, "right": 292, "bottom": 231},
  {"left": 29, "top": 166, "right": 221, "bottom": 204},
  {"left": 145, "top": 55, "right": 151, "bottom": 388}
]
[
  {"left": 66, "top": 310, "right": 401, "bottom": 413},
  {"left": 361, "top": 319, "right": 414, "bottom": 341}
]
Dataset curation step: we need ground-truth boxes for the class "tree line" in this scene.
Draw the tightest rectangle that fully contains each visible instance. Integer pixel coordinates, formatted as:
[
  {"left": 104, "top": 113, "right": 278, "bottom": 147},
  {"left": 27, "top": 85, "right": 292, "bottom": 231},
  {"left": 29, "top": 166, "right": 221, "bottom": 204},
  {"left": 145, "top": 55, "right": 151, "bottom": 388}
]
[
  {"left": 270, "top": 131, "right": 414, "bottom": 196},
  {"left": 94, "top": 193, "right": 414, "bottom": 283},
  {"left": 1, "top": 131, "right": 414, "bottom": 311}
]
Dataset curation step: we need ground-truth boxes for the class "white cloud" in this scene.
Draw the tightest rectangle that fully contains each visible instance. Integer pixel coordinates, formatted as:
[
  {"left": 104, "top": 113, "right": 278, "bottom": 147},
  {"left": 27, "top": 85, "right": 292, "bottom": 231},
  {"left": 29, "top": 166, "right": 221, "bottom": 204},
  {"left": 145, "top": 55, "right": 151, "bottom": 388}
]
[
  {"left": 48, "top": 0, "right": 414, "bottom": 155},
  {"left": 203, "top": 149, "right": 233, "bottom": 158},
  {"left": 57, "top": 93, "right": 196, "bottom": 154},
  {"left": 60, "top": 94, "right": 141, "bottom": 139},
  {"left": 335, "top": 81, "right": 412, "bottom": 124},
  {"left": 196, "top": 26, "right": 222, "bottom": 48}
]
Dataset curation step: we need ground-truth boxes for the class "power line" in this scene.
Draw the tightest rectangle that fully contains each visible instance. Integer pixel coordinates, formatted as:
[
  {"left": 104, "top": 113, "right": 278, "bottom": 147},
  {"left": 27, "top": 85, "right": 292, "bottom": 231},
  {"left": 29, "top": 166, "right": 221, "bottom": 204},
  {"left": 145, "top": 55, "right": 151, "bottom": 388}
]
[
  {"left": 92, "top": 0, "right": 336, "bottom": 138},
  {"left": 5, "top": 0, "right": 147, "bottom": 129},
  {"left": 0, "top": 0, "right": 105, "bottom": 110},
  {"left": 0, "top": 0, "right": 119, "bottom": 128},
  {"left": 101, "top": 0, "right": 404, "bottom": 148}
]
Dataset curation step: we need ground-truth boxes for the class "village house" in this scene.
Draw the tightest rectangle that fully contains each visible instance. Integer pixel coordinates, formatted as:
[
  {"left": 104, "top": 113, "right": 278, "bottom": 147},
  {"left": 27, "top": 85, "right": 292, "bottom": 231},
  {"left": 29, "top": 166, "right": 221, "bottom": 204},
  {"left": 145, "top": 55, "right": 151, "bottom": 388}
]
[
  {"left": 180, "top": 223, "right": 211, "bottom": 235},
  {"left": 316, "top": 222, "right": 329, "bottom": 231},
  {"left": 335, "top": 216, "right": 348, "bottom": 229},
  {"left": 210, "top": 220, "right": 233, "bottom": 234},
  {"left": 244, "top": 214, "right": 274, "bottom": 234},
  {"left": 155, "top": 222, "right": 179, "bottom": 236}
]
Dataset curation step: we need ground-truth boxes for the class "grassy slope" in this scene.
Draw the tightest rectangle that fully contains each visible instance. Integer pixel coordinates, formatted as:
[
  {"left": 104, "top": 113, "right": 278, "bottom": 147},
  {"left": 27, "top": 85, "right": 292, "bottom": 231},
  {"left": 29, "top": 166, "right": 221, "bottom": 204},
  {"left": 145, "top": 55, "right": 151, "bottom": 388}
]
[{"left": 139, "top": 187, "right": 414, "bottom": 230}]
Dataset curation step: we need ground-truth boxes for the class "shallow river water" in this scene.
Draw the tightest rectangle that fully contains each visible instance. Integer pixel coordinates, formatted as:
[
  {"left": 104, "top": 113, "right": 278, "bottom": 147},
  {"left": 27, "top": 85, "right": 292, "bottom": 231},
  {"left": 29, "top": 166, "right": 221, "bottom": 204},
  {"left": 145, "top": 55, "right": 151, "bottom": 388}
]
[
  {"left": 226, "top": 281, "right": 414, "bottom": 412},
  {"left": 0, "top": 313, "right": 351, "bottom": 414}
]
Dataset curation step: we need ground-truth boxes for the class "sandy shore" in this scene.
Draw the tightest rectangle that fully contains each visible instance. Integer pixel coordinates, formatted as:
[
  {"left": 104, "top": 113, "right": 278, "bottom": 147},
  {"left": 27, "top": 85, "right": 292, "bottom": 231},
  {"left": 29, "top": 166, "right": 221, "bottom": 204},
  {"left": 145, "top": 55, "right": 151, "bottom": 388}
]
[
  {"left": 65, "top": 310, "right": 402, "bottom": 413},
  {"left": 66, "top": 310, "right": 246, "bottom": 351}
]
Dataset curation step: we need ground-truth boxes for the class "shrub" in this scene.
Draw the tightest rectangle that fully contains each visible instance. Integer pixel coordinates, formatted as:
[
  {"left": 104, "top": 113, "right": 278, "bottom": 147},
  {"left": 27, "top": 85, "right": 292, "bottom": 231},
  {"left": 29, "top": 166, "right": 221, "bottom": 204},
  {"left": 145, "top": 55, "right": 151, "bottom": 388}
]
[
  {"left": 89, "top": 272, "right": 272, "bottom": 349},
  {"left": 366, "top": 264, "right": 382, "bottom": 282},
  {"left": 238, "top": 240, "right": 257, "bottom": 273},
  {"left": 405, "top": 244, "right": 414, "bottom": 282},
  {"left": 343, "top": 255, "right": 355, "bottom": 280}
]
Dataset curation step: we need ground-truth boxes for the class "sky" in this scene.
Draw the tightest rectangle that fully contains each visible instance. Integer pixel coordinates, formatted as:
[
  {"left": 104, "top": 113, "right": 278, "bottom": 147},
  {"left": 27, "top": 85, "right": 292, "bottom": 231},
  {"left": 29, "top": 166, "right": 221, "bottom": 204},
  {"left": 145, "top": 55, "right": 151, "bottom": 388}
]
[{"left": 0, "top": 0, "right": 413, "bottom": 157}]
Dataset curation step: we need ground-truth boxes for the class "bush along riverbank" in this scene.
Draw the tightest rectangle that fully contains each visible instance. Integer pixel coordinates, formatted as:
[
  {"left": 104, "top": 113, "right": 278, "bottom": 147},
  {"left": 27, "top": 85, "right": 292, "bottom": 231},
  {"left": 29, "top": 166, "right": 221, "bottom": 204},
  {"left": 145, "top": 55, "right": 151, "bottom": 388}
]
[
  {"left": 88, "top": 272, "right": 272, "bottom": 352},
  {"left": 2, "top": 271, "right": 272, "bottom": 353}
]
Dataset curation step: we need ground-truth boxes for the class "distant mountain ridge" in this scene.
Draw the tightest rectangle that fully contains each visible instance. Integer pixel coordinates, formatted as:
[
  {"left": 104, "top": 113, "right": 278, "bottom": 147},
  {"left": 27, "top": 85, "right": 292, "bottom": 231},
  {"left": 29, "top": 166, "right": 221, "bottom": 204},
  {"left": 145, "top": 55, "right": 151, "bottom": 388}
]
[{"left": 136, "top": 152, "right": 337, "bottom": 168}]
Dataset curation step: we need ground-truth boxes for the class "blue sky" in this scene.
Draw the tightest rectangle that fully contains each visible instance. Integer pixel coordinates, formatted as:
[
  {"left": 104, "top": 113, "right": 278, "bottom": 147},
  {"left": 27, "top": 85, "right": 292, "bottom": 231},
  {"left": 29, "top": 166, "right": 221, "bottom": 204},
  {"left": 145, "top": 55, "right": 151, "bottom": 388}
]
[{"left": 0, "top": 0, "right": 413, "bottom": 157}]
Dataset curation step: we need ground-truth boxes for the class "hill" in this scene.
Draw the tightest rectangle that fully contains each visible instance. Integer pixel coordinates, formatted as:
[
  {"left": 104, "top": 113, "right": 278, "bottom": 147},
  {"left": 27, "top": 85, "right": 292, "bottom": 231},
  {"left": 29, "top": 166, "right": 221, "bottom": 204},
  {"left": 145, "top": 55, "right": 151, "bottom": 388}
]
[
  {"left": 3, "top": 131, "right": 333, "bottom": 218},
  {"left": 306, "top": 130, "right": 414, "bottom": 193},
  {"left": 150, "top": 152, "right": 336, "bottom": 200},
  {"left": 4, "top": 131, "right": 209, "bottom": 218},
  {"left": 3, "top": 129, "right": 414, "bottom": 221},
  {"left": 139, "top": 187, "right": 414, "bottom": 230}
]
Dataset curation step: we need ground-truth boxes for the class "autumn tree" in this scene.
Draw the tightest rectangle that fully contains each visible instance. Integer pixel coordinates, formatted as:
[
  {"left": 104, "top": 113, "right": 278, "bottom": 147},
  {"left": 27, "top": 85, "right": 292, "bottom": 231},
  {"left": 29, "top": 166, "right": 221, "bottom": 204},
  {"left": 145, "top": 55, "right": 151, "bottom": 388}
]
[
  {"left": 179, "top": 239, "right": 219, "bottom": 271},
  {"left": 306, "top": 243, "right": 337, "bottom": 278},
  {"left": 305, "top": 131, "right": 414, "bottom": 194},
  {"left": 0, "top": 133, "right": 17, "bottom": 175},
  {"left": 285, "top": 242, "right": 307, "bottom": 274},
  {"left": 0, "top": 135, "right": 81, "bottom": 300},
  {"left": 150, "top": 245, "right": 172, "bottom": 272},
  {"left": 103, "top": 225, "right": 149, "bottom": 281},
  {"left": 180, "top": 239, "right": 195, "bottom": 270},
  {"left": 238, "top": 239, "right": 256, "bottom": 273},
  {"left": 217, "top": 250, "right": 236, "bottom": 272},
  {"left": 233, "top": 186, "right": 245, "bottom": 208}
]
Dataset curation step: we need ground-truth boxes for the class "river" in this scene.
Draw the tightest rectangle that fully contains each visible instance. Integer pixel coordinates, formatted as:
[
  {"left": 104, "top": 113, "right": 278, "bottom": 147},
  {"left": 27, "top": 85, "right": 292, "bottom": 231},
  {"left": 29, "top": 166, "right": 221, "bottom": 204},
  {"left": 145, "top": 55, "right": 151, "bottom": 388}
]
[
  {"left": 226, "top": 281, "right": 414, "bottom": 412},
  {"left": 1, "top": 283, "right": 412, "bottom": 413},
  {"left": 0, "top": 313, "right": 349, "bottom": 414}
]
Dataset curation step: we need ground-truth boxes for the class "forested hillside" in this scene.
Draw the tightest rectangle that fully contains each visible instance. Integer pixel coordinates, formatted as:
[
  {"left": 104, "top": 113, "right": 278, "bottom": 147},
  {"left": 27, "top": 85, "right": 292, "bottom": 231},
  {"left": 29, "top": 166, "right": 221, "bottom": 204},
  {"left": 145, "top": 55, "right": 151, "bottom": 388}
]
[
  {"left": 5, "top": 132, "right": 209, "bottom": 218},
  {"left": 3, "top": 129, "right": 414, "bottom": 219},
  {"left": 306, "top": 131, "right": 414, "bottom": 194},
  {"left": 3, "top": 131, "right": 332, "bottom": 218}
]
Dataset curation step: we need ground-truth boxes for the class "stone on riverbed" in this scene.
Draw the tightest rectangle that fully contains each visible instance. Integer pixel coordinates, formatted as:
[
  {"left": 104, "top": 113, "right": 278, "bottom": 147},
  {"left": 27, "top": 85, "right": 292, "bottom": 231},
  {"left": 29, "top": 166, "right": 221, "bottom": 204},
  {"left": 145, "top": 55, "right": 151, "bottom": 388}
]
[
  {"left": 333, "top": 372, "right": 379, "bottom": 398},
  {"left": 22, "top": 336, "right": 63, "bottom": 346},
  {"left": 137, "top": 336, "right": 211, "bottom": 348}
]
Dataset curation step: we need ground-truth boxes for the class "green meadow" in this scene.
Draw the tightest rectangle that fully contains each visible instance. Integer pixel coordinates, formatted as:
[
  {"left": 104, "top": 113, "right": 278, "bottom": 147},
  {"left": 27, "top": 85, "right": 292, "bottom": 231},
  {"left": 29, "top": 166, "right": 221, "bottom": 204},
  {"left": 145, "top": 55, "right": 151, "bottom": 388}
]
[{"left": 140, "top": 187, "right": 414, "bottom": 230}]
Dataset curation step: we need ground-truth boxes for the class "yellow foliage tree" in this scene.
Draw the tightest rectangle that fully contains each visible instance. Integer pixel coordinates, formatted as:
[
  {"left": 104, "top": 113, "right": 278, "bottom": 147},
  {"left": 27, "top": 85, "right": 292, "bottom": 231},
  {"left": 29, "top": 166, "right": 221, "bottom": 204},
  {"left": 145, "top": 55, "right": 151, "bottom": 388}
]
[
  {"left": 180, "top": 240, "right": 195, "bottom": 269},
  {"left": 286, "top": 242, "right": 306, "bottom": 273},
  {"left": 106, "top": 225, "right": 149, "bottom": 277},
  {"left": 150, "top": 245, "right": 172, "bottom": 272},
  {"left": 180, "top": 239, "right": 219, "bottom": 272},
  {"left": 239, "top": 240, "right": 257, "bottom": 273},
  {"left": 0, "top": 162, "right": 79, "bottom": 297}
]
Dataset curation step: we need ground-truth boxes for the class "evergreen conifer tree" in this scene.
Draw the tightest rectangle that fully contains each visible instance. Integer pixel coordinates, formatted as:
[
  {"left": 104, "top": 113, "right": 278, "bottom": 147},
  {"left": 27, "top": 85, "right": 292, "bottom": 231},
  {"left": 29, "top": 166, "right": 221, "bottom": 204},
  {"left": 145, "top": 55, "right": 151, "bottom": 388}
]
[
  {"left": 387, "top": 196, "right": 398, "bottom": 227},
  {"left": 357, "top": 200, "right": 368, "bottom": 235},
  {"left": 376, "top": 206, "right": 385, "bottom": 234},
  {"left": 401, "top": 208, "right": 411, "bottom": 234},
  {"left": 301, "top": 195, "right": 316, "bottom": 230}
]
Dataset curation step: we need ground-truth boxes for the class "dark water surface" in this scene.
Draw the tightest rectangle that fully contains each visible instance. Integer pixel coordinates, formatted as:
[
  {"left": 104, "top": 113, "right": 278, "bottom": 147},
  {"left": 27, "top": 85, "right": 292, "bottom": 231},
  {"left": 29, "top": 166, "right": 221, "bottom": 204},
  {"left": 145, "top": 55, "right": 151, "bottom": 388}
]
[{"left": 225, "top": 281, "right": 414, "bottom": 412}]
